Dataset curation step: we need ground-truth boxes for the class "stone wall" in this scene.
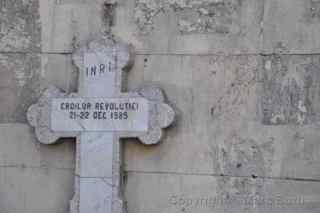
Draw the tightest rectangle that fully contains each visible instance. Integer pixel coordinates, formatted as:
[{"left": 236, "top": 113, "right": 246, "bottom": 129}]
[{"left": 1, "top": 0, "right": 320, "bottom": 212}]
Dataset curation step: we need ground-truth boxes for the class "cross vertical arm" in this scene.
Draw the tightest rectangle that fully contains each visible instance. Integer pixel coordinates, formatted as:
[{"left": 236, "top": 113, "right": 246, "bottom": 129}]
[{"left": 27, "top": 36, "right": 175, "bottom": 213}]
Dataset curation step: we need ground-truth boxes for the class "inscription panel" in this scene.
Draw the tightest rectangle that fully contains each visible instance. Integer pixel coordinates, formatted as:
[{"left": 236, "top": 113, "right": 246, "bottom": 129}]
[{"left": 51, "top": 97, "right": 149, "bottom": 132}]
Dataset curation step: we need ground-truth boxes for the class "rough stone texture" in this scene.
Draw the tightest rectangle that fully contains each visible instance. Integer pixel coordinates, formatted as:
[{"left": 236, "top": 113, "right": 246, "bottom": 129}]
[
  {"left": 261, "top": 55, "right": 320, "bottom": 125},
  {"left": 0, "top": 0, "right": 41, "bottom": 52},
  {"left": 113, "top": 0, "right": 264, "bottom": 54},
  {"left": 134, "top": 0, "right": 245, "bottom": 34}
]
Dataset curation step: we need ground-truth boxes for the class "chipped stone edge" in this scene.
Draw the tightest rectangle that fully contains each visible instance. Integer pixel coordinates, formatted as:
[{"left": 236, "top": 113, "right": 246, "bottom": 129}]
[{"left": 26, "top": 86, "right": 79, "bottom": 144}]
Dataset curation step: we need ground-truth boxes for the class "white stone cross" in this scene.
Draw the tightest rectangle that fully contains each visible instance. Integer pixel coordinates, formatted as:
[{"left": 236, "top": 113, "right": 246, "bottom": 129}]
[{"left": 27, "top": 36, "right": 175, "bottom": 213}]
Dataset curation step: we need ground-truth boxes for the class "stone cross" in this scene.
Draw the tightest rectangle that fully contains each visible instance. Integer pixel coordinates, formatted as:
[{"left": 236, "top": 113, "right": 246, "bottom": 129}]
[{"left": 27, "top": 36, "right": 175, "bottom": 213}]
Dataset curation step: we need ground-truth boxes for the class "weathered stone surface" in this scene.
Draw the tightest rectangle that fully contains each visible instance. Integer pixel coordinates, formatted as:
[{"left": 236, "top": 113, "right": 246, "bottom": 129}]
[
  {"left": 134, "top": 0, "right": 247, "bottom": 34},
  {"left": 40, "top": 0, "right": 111, "bottom": 53},
  {"left": 125, "top": 54, "right": 320, "bottom": 181},
  {"left": 263, "top": 0, "right": 320, "bottom": 53},
  {"left": 212, "top": 123, "right": 320, "bottom": 180},
  {"left": 125, "top": 54, "right": 261, "bottom": 174},
  {"left": 125, "top": 173, "right": 320, "bottom": 213},
  {"left": 0, "top": 167, "right": 73, "bottom": 213},
  {"left": 0, "top": 0, "right": 41, "bottom": 52},
  {"left": 261, "top": 55, "right": 320, "bottom": 125},
  {"left": 0, "top": 53, "right": 40, "bottom": 122},
  {"left": 114, "top": 0, "right": 264, "bottom": 54}
]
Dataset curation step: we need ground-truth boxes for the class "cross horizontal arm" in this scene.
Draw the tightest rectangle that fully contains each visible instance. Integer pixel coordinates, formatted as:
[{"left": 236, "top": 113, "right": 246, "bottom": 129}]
[{"left": 27, "top": 86, "right": 175, "bottom": 145}]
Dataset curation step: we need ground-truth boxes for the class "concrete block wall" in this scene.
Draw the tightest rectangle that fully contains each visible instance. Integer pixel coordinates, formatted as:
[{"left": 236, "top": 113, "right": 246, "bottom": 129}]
[{"left": 1, "top": 0, "right": 320, "bottom": 212}]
